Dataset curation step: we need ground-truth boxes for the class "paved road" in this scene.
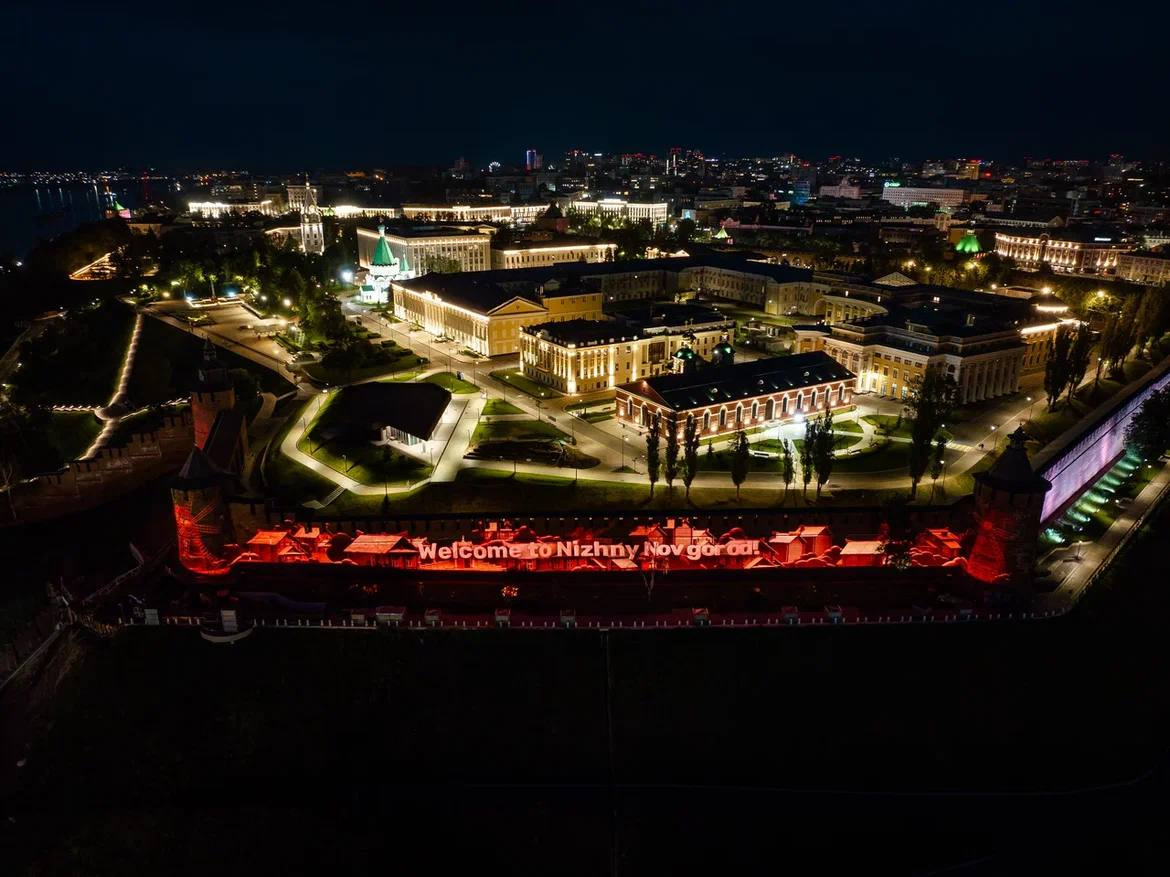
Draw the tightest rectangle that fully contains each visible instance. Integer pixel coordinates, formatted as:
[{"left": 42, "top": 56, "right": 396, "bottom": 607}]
[{"left": 1035, "top": 459, "right": 1170, "bottom": 612}]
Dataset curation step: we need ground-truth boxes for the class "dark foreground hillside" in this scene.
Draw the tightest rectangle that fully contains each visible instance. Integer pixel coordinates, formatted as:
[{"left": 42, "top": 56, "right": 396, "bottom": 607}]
[{"left": 4, "top": 504, "right": 1170, "bottom": 874}]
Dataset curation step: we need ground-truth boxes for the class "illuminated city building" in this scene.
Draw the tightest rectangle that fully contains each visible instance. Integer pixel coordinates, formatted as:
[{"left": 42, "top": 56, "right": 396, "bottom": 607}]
[
  {"left": 615, "top": 351, "right": 854, "bottom": 436},
  {"left": 490, "top": 236, "right": 616, "bottom": 270},
  {"left": 357, "top": 224, "right": 491, "bottom": 275},
  {"left": 285, "top": 181, "right": 320, "bottom": 212},
  {"left": 994, "top": 230, "right": 1129, "bottom": 273},
  {"left": 569, "top": 197, "right": 671, "bottom": 226},
  {"left": 519, "top": 304, "right": 735, "bottom": 393},
  {"left": 399, "top": 203, "right": 548, "bottom": 225},
  {"left": 799, "top": 300, "right": 1064, "bottom": 403},
  {"left": 187, "top": 199, "right": 277, "bottom": 218},
  {"left": 391, "top": 272, "right": 605, "bottom": 356},
  {"left": 1116, "top": 251, "right": 1170, "bottom": 285},
  {"left": 880, "top": 185, "right": 968, "bottom": 208}
]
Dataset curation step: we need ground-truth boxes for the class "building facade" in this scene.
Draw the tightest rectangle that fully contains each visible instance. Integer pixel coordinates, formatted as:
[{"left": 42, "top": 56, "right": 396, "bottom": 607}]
[
  {"left": 358, "top": 225, "right": 491, "bottom": 275},
  {"left": 400, "top": 203, "right": 548, "bottom": 225},
  {"left": 881, "top": 186, "right": 967, "bottom": 208},
  {"left": 615, "top": 352, "right": 854, "bottom": 438},
  {"left": 390, "top": 275, "right": 605, "bottom": 357},
  {"left": 1117, "top": 251, "right": 1170, "bottom": 285},
  {"left": 994, "top": 231, "right": 1129, "bottom": 273},
  {"left": 569, "top": 198, "right": 671, "bottom": 226},
  {"left": 491, "top": 238, "right": 617, "bottom": 270},
  {"left": 520, "top": 308, "right": 735, "bottom": 394}
]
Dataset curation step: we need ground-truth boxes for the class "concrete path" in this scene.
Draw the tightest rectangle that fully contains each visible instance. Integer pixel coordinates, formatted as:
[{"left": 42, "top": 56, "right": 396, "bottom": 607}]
[
  {"left": 83, "top": 313, "right": 144, "bottom": 459},
  {"left": 1035, "top": 459, "right": 1170, "bottom": 612}
]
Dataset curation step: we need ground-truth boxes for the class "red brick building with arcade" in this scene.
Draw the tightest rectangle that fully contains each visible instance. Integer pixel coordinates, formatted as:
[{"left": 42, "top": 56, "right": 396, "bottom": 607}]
[{"left": 614, "top": 351, "right": 854, "bottom": 437}]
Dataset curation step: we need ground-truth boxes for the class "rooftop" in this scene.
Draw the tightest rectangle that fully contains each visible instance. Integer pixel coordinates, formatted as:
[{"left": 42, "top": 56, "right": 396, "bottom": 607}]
[
  {"left": 620, "top": 352, "right": 853, "bottom": 412},
  {"left": 324, "top": 382, "right": 452, "bottom": 442}
]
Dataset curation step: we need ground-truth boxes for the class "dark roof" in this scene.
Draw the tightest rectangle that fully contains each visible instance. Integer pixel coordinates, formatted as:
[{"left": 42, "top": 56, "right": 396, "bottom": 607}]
[
  {"left": 326, "top": 382, "right": 451, "bottom": 441},
  {"left": 173, "top": 446, "right": 230, "bottom": 489},
  {"left": 977, "top": 427, "right": 1051, "bottom": 493},
  {"left": 524, "top": 319, "right": 643, "bottom": 346},
  {"left": 620, "top": 352, "right": 854, "bottom": 412},
  {"left": 490, "top": 234, "right": 610, "bottom": 252},
  {"left": 396, "top": 254, "right": 814, "bottom": 317},
  {"left": 204, "top": 408, "right": 246, "bottom": 472}
]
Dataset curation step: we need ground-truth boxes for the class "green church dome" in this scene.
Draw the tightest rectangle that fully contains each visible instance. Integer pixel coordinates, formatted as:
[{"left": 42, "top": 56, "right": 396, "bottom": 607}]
[
  {"left": 955, "top": 230, "right": 982, "bottom": 254},
  {"left": 372, "top": 224, "right": 396, "bottom": 267}
]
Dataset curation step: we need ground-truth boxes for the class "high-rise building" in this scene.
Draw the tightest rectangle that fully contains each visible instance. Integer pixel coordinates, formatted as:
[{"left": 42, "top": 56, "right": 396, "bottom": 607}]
[{"left": 525, "top": 148, "right": 542, "bottom": 171}]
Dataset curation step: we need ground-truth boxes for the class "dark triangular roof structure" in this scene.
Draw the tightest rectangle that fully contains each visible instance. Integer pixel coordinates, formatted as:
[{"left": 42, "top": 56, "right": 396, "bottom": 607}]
[
  {"left": 976, "top": 426, "right": 1050, "bottom": 492},
  {"left": 174, "top": 446, "right": 231, "bottom": 488}
]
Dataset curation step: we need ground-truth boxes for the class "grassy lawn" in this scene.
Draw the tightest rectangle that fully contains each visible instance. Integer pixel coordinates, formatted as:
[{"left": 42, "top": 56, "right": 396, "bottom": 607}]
[
  {"left": 834, "top": 419, "right": 863, "bottom": 434},
  {"left": 423, "top": 371, "right": 478, "bottom": 394},
  {"left": 45, "top": 410, "right": 102, "bottom": 462},
  {"left": 378, "top": 370, "right": 422, "bottom": 383},
  {"left": 298, "top": 391, "right": 432, "bottom": 485},
  {"left": 1023, "top": 364, "right": 1153, "bottom": 449},
  {"left": 473, "top": 419, "right": 569, "bottom": 444},
  {"left": 302, "top": 354, "right": 422, "bottom": 386},
  {"left": 755, "top": 434, "right": 863, "bottom": 455},
  {"left": 566, "top": 397, "right": 615, "bottom": 412},
  {"left": 482, "top": 398, "right": 523, "bottom": 415},
  {"left": 832, "top": 440, "right": 913, "bottom": 473},
  {"left": 131, "top": 316, "right": 293, "bottom": 402},
  {"left": 262, "top": 412, "right": 342, "bottom": 507},
  {"left": 863, "top": 414, "right": 952, "bottom": 442},
  {"left": 11, "top": 302, "right": 136, "bottom": 406},
  {"left": 490, "top": 368, "right": 563, "bottom": 399}
]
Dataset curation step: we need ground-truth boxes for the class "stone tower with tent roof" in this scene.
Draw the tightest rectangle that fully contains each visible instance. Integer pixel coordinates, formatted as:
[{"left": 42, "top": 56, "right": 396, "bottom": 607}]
[
  {"left": 191, "top": 341, "right": 235, "bottom": 449},
  {"left": 966, "top": 426, "right": 1051, "bottom": 589}
]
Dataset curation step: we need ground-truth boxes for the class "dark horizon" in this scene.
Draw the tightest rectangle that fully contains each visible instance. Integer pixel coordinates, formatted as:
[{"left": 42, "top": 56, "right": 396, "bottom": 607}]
[{"left": 3, "top": 0, "right": 1169, "bottom": 169}]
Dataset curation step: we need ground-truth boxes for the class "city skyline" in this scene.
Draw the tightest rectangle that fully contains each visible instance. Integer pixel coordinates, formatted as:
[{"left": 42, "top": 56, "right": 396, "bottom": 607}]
[{"left": 2, "top": 0, "right": 1169, "bottom": 169}]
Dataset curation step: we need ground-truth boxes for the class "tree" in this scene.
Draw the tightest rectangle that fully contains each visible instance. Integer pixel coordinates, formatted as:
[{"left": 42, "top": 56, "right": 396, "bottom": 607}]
[
  {"left": 730, "top": 428, "right": 750, "bottom": 500},
  {"left": 799, "top": 418, "right": 816, "bottom": 500},
  {"left": 811, "top": 409, "right": 835, "bottom": 500},
  {"left": 422, "top": 254, "right": 462, "bottom": 274},
  {"left": 928, "top": 435, "right": 948, "bottom": 502},
  {"left": 664, "top": 416, "right": 680, "bottom": 495},
  {"left": 1098, "top": 297, "right": 1139, "bottom": 382},
  {"left": 1044, "top": 324, "right": 1073, "bottom": 412},
  {"left": 1125, "top": 387, "right": 1170, "bottom": 461},
  {"left": 1065, "top": 322, "right": 1094, "bottom": 405},
  {"left": 780, "top": 438, "right": 795, "bottom": 506},
  {"left": 645, "top": 414, "right": 661, "bottom": 498},
  {"left": 904, "top": 370, "right": 960, "bottom": 499},
  {"left": 682, "top": 413, "right": 700, "bottom": 499},
  {"left": 1133, "top": 288, "right": 1170, "bottom": 355}
]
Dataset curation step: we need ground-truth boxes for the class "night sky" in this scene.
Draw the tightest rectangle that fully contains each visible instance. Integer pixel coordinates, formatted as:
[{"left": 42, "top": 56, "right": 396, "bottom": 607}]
[{"left": 3, "top": 0, "right": 1168, "bottom": 169}]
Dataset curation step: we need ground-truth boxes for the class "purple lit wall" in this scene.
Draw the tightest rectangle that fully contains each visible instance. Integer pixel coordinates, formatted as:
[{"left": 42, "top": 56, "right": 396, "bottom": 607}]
[{"left": 1035, "top": 361, "right": 1170, "bottom": 521}]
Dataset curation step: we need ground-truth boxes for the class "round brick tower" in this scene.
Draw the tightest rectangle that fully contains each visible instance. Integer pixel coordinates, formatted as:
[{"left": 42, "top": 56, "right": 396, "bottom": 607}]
[
  {"left": 191, "top": 341, "right": 235, "bottom": 450},
  {"left": 967, "top": 426, "right": 1051, "bottom": 589},
  {"left": 170, "top": 446, "right": 233, "bottom": 576}
]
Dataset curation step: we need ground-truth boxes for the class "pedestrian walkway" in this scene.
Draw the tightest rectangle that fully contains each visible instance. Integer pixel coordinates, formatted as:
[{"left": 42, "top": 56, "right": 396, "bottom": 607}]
[
  {"left": 1035, "top": 459, "right": 1170, "bottom": 612},
  {"left": 83, "top": 313, "right": 144, "bottom": 459}
]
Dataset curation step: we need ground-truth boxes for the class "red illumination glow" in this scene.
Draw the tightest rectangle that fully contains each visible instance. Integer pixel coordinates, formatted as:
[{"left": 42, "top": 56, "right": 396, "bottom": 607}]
[{"left": 172, "top": 495, "right": 231, "bottom": 576}]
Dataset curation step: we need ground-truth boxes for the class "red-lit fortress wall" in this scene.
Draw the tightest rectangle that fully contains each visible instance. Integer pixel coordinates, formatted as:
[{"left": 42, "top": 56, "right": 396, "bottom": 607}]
[{"left": 1034, "top": 358, "right": 1170, "bottom": 521}]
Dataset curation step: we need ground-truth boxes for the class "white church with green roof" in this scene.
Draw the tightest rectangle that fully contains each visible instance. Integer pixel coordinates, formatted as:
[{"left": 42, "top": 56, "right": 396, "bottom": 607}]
[{"left": 358, "top": 224, "right": 413, "bottom": 303}]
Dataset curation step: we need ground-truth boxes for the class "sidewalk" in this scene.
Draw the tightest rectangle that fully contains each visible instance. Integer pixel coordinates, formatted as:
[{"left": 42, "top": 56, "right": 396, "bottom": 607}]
[{"left": 1035, "top": 459, "right": 1170, "bottom": 612}]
